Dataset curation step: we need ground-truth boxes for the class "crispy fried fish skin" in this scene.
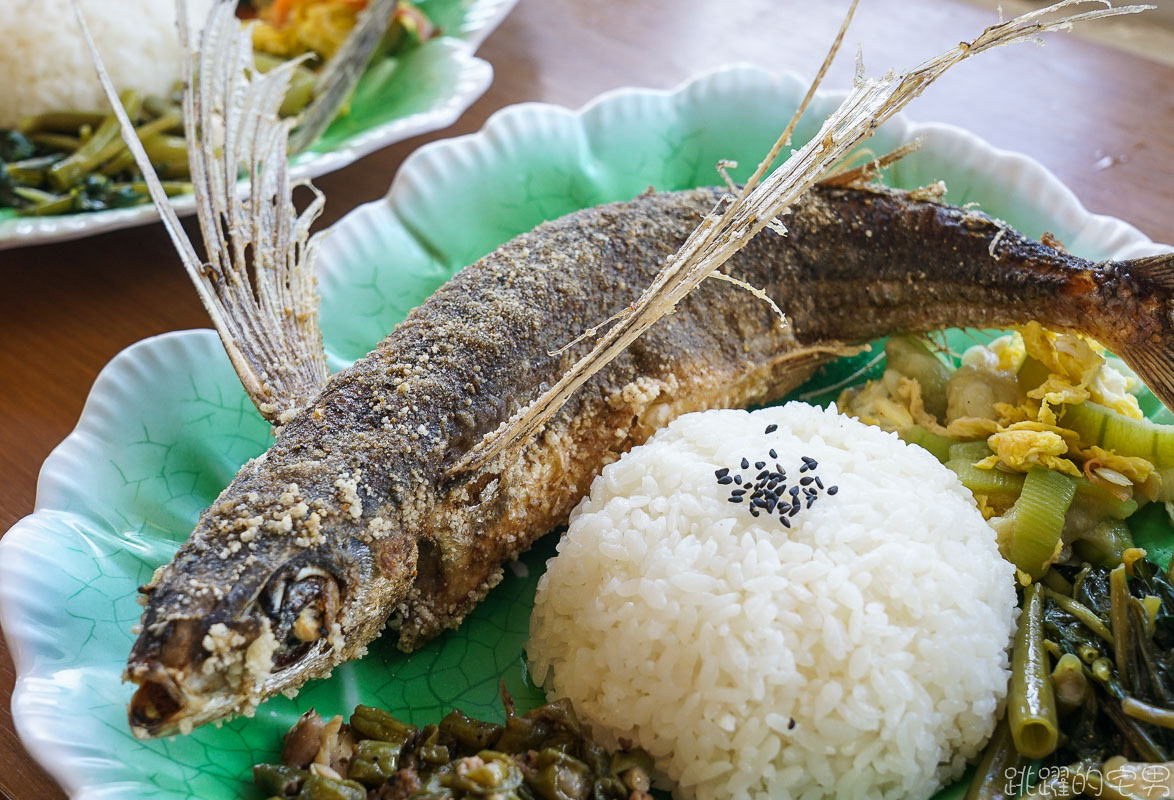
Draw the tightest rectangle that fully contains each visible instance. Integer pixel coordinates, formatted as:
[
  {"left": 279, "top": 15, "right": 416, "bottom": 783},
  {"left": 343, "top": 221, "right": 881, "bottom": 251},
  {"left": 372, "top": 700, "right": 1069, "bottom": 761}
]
[{"left": 126, "top": 185, "right": 1174, "bottom": 736}]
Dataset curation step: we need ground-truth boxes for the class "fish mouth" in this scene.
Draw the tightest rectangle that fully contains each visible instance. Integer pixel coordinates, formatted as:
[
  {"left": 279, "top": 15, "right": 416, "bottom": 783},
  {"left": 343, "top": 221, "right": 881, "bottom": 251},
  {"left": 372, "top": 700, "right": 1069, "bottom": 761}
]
[{"left": 127, "top": 564, "right": 346, "bottom": 737}]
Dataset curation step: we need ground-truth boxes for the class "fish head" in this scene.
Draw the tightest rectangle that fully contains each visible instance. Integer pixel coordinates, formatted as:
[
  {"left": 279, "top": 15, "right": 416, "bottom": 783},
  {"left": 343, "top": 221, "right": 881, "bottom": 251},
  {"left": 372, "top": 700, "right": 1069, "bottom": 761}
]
[{"left": 125, "top": 532, "right": 376, "bottom": 738}]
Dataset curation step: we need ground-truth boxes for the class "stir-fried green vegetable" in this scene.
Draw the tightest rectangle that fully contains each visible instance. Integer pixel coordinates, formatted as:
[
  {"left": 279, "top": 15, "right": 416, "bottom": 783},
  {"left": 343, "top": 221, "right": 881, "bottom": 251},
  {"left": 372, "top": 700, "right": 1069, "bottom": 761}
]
[
  {"left": 965, "top": 557, "right": 1174, "bottom": 796},
  {"left": 254, "top": 693, "right": 654, "bottom": 800}
]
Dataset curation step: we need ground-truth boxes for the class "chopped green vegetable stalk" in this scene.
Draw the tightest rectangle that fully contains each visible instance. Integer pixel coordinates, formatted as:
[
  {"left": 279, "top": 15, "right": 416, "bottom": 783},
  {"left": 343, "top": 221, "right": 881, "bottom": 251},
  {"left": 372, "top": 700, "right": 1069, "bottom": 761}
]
[
  {"left": 1062, "top": 402, "right": 1174, "bottom": 469},
  {"left": 29, "top": 133, "right": 81, "bottom": 152},
  {"left": 141, "top": 135, "right": 189, "bottom": 179},
  {"left": 949, "top": 440, "right": 994, "bottom": 463},
  {"left": 1110, "top": 565, "right": 1132, "bottom": 685},
  {"left": 4, "top": 154, "right": 63, "bottom": 187},
  {"left": 884, "top": 336, "right": 952, "bottom": 420},
  {"left": 1042, "top": 586, "right": 1115, "bottom": 645},
  {"left": 1122, "top": 696, "right": 1174, "bottom": 730},
  {"left": 349, "top": 704, "right": 417, "bottom": 745},
  {"left": 963, "top": 716, "right": 1025, "bottom": 800},
  {"left": 1010, "top": 467, "right": 1077, "bottom": 579},
  {"left": 947, "top": 458, "right": 1026, "bottom": 497},
  {"left": 898, "top": 425, "right": 955, "bottom": 462},
  {"left": 253, "top": 53, "right": 318, "bottom": 117},
  {"left": 347, "top": 739, "right": 402, "bottom": 786},
  {"left": 294, "top": 774, "right": 366, "bottom": 800},
  {"left": 439, "top": 709, "right": 505, "bottom": 751},
  {"left": 253, "top": 763, "right": 309, "bottom": 796},
  {"left": 1073, "top": 519, "right": 1135, "bottom": 569},
  {"left": 1009, "top": 582, "right": 1059, "bottom": 759},
  {"left": 1018, "top": 354, "right": 1052, "bottom": 394},
  {"left": 1050, "top": 652, "right": 1091, "bottom": 714},
  {"left": 17, "top": 110, "right": 107, "bottom": 134},
  {"left": 1073, "top": 477, "right": 1139, "bottom": 521},
  {"left": 46, "top": 90, "right": 142, "bottom": 191}
]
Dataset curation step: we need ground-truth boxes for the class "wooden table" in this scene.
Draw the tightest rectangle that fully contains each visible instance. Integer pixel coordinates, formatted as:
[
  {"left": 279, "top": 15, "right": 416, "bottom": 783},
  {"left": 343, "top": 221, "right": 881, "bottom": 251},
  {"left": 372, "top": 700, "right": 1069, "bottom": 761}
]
[{"left": 2, "top": 0, "right": 1172, "bottom": 797}]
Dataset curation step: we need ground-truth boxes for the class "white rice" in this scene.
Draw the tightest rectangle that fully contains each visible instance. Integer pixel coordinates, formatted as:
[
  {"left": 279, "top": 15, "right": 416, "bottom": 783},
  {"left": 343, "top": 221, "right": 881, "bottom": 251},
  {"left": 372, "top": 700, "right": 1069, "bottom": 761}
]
[
  {"left": 528, "top": 403, "right": 1017, "bottom": 800},
  {"left": 0, "top": 0, "right": 214, "bottom": 128}
]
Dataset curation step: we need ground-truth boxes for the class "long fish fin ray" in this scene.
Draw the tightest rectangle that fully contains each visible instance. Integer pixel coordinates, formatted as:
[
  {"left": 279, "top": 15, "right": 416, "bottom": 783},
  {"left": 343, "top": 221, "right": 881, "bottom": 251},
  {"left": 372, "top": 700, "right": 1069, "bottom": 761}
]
[
  {"left": 72, "top": 0, "right": 330, "bottom": 424},
  {"left": 1118, "top": 341, "right": 1174, "bottom": 415},
  {"left": 1121, "top": 252, "right": 1174, "bottom": 292}
]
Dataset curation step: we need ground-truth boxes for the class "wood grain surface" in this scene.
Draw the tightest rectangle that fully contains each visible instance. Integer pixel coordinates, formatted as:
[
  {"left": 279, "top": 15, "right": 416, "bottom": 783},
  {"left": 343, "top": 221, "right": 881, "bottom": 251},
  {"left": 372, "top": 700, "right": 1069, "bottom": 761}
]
[{"left": 2, "top": 0, "right": 1172, "bottom": 797}]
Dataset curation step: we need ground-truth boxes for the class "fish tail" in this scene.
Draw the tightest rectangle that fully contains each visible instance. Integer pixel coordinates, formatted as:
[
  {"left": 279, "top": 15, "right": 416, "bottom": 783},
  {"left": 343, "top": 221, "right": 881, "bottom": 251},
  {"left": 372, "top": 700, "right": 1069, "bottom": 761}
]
[{"left": 1106, "top": 252, "right": 1174, "bottom": 413}]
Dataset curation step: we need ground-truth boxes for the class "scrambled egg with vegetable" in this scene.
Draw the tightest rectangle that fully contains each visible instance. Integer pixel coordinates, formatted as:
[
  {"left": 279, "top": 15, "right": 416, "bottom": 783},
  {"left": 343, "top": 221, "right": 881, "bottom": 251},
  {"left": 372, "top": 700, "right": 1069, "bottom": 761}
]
[
  {"left": 251, "top": 0, "right": 433, "bottom": 61},
  {"left": 838, "top": 324, "right": 1170, "bottom": 580}
]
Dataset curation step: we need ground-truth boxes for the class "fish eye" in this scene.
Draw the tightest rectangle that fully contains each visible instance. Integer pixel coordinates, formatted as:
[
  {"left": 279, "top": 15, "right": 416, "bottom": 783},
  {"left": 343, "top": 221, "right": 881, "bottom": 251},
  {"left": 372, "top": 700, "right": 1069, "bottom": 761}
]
[{"left": 260, "top": 564, "right": 341, "bottom": 669}]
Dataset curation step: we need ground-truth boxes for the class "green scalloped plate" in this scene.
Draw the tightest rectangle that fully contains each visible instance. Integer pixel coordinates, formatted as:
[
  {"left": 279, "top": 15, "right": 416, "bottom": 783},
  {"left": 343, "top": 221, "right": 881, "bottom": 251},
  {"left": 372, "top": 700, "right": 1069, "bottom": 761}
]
[
  {"left": 2, "top": 65, "right": 1172, "bottom": 800},
  {"left": 0, "top": 0, "right": 517, "bottom": 251}
]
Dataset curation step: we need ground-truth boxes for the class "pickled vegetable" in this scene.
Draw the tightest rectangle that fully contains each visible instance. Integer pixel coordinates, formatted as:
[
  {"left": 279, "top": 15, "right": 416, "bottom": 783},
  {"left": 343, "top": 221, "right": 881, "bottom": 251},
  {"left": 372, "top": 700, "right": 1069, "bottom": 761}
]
[{"left": 257, "top": 694, "right": 651, "bottom": 800}]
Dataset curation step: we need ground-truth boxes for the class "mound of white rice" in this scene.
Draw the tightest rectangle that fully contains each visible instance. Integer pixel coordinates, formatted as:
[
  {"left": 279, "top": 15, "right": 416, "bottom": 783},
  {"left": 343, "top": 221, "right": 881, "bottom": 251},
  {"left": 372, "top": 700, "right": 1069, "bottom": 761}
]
[
  {"left": 0, "top": 0, "right": 214, "bottom": 128},
  {"left": 528, "top": 403, "right": 1017, "bottom": 800}
]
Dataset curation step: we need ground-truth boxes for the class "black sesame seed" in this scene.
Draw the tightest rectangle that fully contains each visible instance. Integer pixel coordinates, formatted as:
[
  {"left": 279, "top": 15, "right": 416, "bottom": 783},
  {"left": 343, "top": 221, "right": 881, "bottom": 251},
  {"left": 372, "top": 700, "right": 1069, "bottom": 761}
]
[
  {"left": 807, "top": 497, "right": 816, "bottom": 509},
  {"left": 715, "top": 467, "right": 730, "bottom": 479},
  {"left": 790, "top": 486, "right": 800, "bottom": 497},
  {"left": 765, "top": 424, "right": 778, "bottom": 434},
  {"left": 731, "top": 487, "right": 746, "bottom": 495},
  {"left": 756, "top": 470, "right": 769, "bottom": 480},
  {"left": 750, "top": 507, "right": 760, "bottom": 517},
  {"left": 802, "top": 456, "right": 816, "bottom": 466},
  {"left": 717, "top": 476, "right": 733, "bottom": 485},
  {"left": 769, "top": 448, "right": 778, "bottom": 459},
  {"left": 780, "top": 516, "right": 791, "bottom": 528},
  {"left": 800, "top": 476, "right": 814, "bottom": 486},
  {"left": 728, "top": 496, "right": 743, "bottom": 503},
  {"left": 798, "top": 464, "right": 808, "bottom": 473},
  {"left": 755, "top": 461, "right": 766, "bottom": 470},
  {"left": 815, "top": 476, "right": 824, "bottom": 489},
  {"left": 787, "top": 718, "right": 796, "bottom": 730},
  {"left": 789, "top": 505, "right": 800, "bottom": 517},
  {"left": 766, "top": 498, "right": 777, "bottom": 513},
  {"left": 741, "top": 458, "right": 750, "bottom": 469},
  {"left": 827, "top": 485, "right": 839, "bottom": 495},
  {"left": 733, "top": 475, "right": 742, "bottom": 485}
]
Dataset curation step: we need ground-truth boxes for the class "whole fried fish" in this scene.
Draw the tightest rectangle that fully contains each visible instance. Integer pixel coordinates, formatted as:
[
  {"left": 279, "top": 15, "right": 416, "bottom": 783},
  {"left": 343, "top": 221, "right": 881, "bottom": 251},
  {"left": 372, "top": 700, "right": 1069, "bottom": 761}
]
[{"left": 127, "top": 183, "right": 1174, "bottom": 736}]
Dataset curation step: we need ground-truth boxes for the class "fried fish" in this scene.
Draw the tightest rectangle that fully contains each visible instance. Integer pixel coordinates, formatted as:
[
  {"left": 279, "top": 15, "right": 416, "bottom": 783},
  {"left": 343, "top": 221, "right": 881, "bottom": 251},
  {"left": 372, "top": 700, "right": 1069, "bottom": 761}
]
[{"left": 126, "top": 183, "right": 1174, "bottom": 737}]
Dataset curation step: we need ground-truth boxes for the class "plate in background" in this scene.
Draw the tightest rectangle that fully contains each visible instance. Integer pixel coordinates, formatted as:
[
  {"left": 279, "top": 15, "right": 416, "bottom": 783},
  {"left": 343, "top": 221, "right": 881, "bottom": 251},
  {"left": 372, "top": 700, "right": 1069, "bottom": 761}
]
[{"left": 0, "top": 0, "right": 517, "bottom": 251}]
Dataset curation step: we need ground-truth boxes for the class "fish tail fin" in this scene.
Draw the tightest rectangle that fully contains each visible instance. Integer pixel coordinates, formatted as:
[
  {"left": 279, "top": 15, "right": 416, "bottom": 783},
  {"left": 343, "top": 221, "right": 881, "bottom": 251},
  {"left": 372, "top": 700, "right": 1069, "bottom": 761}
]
[{"left": 1110, "top": 252, "right": 1174, "bottom": 413}]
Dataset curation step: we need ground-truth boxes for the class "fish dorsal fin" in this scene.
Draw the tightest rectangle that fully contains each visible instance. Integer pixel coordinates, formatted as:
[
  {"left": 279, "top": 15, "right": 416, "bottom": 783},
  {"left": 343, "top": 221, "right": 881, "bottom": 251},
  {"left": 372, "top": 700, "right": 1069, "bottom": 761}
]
[{"left": 1123, "top": 252, "right": 1174, "bottom": 291}]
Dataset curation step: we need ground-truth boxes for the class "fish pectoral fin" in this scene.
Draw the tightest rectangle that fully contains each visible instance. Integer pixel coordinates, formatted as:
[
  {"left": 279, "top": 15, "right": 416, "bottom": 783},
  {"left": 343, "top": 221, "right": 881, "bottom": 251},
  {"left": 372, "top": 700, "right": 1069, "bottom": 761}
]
[
  {"left": 1125, "top": 252, "right": 1174, "bottom": 291},
  {"left": 1112, "top": 252, "right": 1174, "bottom": 413},
  {"left": 1119, "top": 341, "right": 1174, "bottom": 417}
]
